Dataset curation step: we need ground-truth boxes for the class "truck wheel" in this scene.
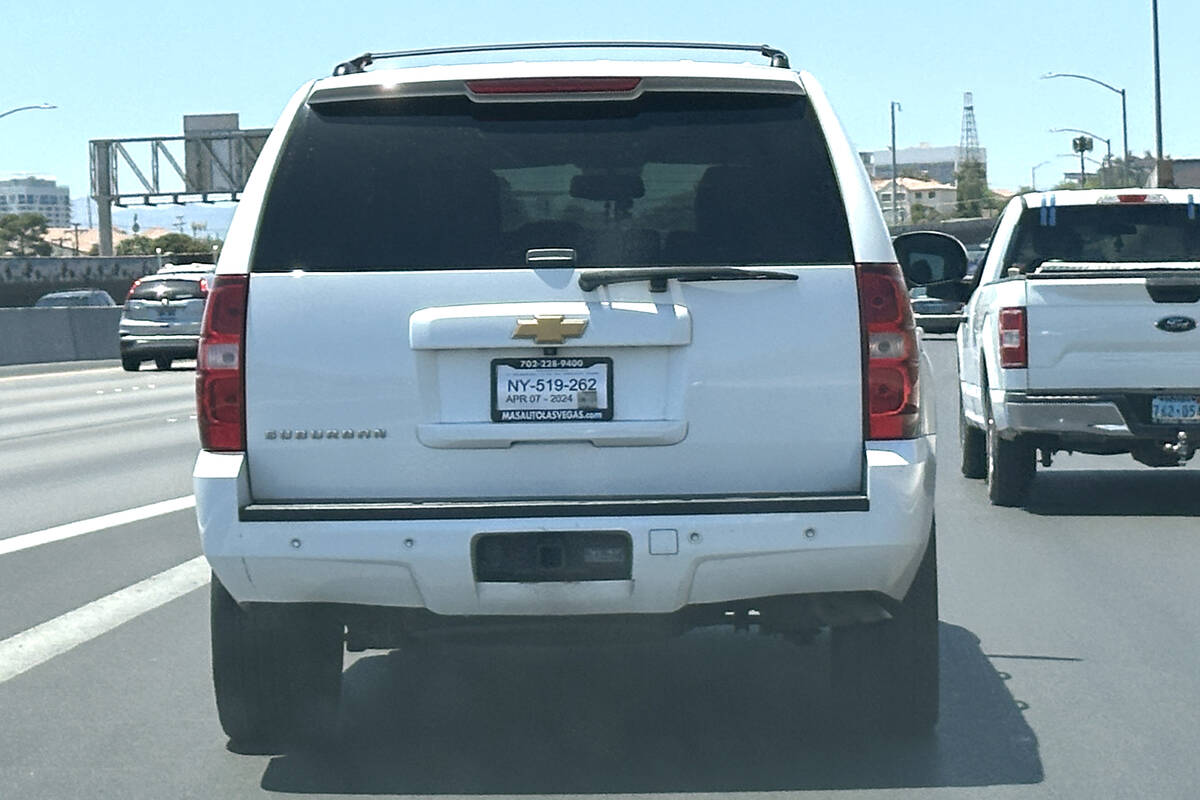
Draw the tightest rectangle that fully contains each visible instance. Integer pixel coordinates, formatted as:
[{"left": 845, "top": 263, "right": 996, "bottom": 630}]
[
  {"left": 155, "top": 356, "right": 173, "bottom": 371},
  {"left": 121, "top": 355, "right": 140, "bottom": 372},
  {"left": 210, "top": 575, "right": 344, "bottom": 752},
  {"left": 832, "top": 523, "right": 939, "bottom": 735},
  {"left": 986, "top": 411, "right": 1035, "bottom": 506},
  {"left": 959, "top": 399, "right": 986, "bottom": 479}
]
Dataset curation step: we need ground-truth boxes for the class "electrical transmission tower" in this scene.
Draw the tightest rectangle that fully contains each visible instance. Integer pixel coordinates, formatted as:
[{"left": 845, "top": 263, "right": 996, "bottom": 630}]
[
  {"left": 956, "top": 91, "right": 987, "bottom": 215},
  {"left": 958, "top": 91, "right": 981, "bottom": 166}
]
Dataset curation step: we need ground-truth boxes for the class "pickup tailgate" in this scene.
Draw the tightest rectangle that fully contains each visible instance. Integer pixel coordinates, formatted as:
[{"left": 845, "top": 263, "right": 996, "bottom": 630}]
[{"left": 1026, "top": 266, "right": 1200, "bottom": 389}]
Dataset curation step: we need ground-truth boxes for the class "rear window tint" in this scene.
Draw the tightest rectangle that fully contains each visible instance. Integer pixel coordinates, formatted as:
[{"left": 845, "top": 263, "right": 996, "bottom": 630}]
[
  {"left": 129, "top": 279, "right": 205, "bottom": 301},
  {"left": 1006, "top": 204, "right": 1200, "bottom": 269},
  {"left": 252, "top": 92, "right": 852, "bottom": 272}
]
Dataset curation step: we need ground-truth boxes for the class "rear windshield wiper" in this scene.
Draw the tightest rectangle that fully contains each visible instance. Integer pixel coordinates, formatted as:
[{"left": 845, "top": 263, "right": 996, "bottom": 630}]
[{"left": 578, "top": 266, "right": 799, "bottom": 293}]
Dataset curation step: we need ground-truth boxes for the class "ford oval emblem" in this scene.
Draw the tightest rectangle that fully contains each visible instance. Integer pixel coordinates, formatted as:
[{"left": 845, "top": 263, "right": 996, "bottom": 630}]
[{"left": 1156, "top": 315, "right": 1197, "bottom": 333}]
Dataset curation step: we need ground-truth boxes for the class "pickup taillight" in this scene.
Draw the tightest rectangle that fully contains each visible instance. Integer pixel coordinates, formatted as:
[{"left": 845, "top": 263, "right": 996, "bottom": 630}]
[
  {"left": 857, "top": 262, "right": 920, "bottom": 439},
  {"left": 998, "top": 307, "right": 1028, "bottom": 368},
  {"left": 196, "top": 275, "right": 248, "bottom": 451}
]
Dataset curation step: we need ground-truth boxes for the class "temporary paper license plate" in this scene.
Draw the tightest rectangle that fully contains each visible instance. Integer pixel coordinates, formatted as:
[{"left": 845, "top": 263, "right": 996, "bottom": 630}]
[
  {"left": 1151, "top": 394, "right": 1200, "bottom": 423},
  {"left": 491, "top": 357, "right": 612, "bottom": 422}
]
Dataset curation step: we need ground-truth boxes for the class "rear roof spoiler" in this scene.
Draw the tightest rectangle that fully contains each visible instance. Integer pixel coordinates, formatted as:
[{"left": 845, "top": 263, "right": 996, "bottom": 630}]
[{"left": 332, "top": 41, "right": 791, "bottom": 76}]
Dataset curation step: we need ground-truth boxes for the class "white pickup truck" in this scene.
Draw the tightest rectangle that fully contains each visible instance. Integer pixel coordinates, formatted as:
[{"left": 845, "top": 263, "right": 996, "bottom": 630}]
[{"left": 951, "top": 189, "right": 1200, "bottom": 505}]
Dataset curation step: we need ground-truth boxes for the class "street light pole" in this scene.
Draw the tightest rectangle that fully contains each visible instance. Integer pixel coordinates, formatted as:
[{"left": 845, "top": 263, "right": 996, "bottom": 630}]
[
  {"left": 1041, "top": 72, "right": 1129, "bottom": 182},
  {"left": 1050, "top": 128, "right": 1112, "bottom": 163},
  {"left": 890, "top": 101, "right": 901, "bottom": 226},
  {"left": 0, "top": 102, "right": 56, "bottom": 120},
  {"left": 1152, "top": 0, "right": 1168, "bottom": 186},
  {"left": 1031, "top": 160, "right": 1051, "bottom": 191}
]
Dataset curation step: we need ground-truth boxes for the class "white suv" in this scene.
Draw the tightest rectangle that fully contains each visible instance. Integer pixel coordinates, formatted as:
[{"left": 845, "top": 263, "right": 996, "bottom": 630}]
[{"left": 193, "top": 41, "right": 964, "bottom": 750}]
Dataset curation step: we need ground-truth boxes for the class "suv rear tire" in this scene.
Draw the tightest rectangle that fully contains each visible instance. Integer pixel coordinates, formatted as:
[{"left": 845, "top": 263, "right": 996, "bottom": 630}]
[
  {"left": 210, "top": 576, "right": 344, "bottom": 752},
  {"left": 155, "top": 356, "right": 173, "bottom": 371},
  {"left": 121, "top": 355, "right": 140, "bottom": 372},
  {"left": 832, "top": 524, "right": 939, "bottom": 735}
]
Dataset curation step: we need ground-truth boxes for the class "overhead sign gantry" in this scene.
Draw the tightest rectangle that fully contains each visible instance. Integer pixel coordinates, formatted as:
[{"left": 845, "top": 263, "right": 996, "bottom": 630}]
[{"left": 89, "top": 114, "right": 269, "bottom": 255}]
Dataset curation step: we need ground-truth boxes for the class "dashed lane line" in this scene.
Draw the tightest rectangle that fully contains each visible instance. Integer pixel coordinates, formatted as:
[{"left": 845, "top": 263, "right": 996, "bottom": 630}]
[
  {"left": 0, "top": 556, "right": 210, "bottom": 683},
  {"left": 0, "top": 496, "right": 196, "bottom": 557}
]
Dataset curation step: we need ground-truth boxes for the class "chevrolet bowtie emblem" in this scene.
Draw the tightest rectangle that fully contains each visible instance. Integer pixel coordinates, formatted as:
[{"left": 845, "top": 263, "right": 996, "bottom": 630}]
[{"left": 512, "top": 314, "right": 588, "bottom": 344}]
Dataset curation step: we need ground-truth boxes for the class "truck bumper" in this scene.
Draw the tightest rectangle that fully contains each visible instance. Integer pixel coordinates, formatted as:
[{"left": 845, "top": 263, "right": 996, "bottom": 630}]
[
  {"left": 998, "top": 394, "right": 1134, "bottom": 438},
  {"left": 194, "top": 439, "right": 935, "bottom": 617}
]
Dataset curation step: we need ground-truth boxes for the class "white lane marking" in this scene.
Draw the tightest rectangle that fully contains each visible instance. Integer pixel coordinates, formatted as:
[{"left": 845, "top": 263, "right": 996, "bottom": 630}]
[
  {"left": 0, "top": 556, "right": 210, "bottom": 684},
  {"left": 0, "top": 496, "right": 196, "bottom": 557},
  {"left": 0, "top": 367, "right": 123, "bottom": 384}
]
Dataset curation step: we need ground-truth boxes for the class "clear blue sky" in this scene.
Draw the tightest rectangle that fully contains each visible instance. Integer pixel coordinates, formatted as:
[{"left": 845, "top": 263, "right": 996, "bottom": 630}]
[{"left": 2, "top": 0, "right": 1196, "bottom": 204}]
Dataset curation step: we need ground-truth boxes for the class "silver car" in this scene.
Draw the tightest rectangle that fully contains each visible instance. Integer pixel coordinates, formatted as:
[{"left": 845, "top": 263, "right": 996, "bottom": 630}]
[
  {"left": 34, "top": 288, "right": 116, "bottom": 307},
  {"left": 118, "top": 272, "right": 211, "bottom": 370}
]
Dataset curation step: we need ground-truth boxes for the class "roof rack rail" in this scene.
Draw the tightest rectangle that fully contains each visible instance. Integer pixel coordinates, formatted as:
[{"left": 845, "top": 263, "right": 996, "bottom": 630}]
[{"left": 332, "top": 41, "right": 790, "bottom": 77}]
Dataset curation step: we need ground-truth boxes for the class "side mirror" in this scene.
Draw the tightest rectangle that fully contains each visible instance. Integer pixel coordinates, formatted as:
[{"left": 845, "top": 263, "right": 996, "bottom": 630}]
[{"left": 892, "top": 231, "right": 968, "bottom": 288}]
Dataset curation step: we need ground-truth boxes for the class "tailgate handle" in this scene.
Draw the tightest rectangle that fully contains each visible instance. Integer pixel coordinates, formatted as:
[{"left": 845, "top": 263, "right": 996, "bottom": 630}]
[{"left": 1146, "top": 278, "right": 1200, "bottom": 304}]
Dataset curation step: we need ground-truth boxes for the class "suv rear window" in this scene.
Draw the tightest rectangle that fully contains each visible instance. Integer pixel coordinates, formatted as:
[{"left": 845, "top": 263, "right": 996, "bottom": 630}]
[
  {"left": 128, "top": 279, "right": 205, "bottom": 301},
  {"left": 1006, "top": 204, "right": 1200, "bottom": 269},
  {"left": 252, "top": 92, "right": 852, "bottom": 272}
]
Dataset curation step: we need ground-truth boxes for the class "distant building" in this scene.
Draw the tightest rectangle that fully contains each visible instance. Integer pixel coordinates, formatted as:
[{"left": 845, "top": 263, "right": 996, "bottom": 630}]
[
  {"left": 0, "top": 176, "right": 72, "bottom": 226},
  {"left": 865, "top": 144, "right": 987, "bottom": 185},
  {"left": 1146, "top": 158, "right": 1200, "bottom": 189},
  {"left": 872, "top": 177, "right": 958, "bottom": 224}
]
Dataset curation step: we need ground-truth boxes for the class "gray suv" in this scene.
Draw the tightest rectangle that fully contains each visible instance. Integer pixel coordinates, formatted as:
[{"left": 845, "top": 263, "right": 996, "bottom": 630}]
[{"left": 118, "top": 272, "right": 211, "bottom": 370}]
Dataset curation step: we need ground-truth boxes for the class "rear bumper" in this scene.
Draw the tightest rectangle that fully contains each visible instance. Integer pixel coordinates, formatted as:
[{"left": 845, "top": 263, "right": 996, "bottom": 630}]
[
  {"left": 119, "top": 334, "right": 199, "bottom": 359},
  {"left": 194, "top": 438, "right": 936, "bottom": 616},
  {"left": 913, "top": 312, "right": 963, "bottom": 334},
  {"left": 997, "top": 392, "right": 1200, "bottom": 439}
]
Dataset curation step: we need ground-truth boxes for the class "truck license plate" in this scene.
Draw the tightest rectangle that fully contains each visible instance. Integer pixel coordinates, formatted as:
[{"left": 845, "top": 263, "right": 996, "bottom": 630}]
[
  {"left": 1151, "top": 395, "right": 1200, "bottom": 423},
  {"left": 491, "top": 357, "right": 612, "bottom": 422}
]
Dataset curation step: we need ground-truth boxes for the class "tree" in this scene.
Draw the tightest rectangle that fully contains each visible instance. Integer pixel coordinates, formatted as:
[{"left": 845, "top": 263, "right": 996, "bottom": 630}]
[
  {"left": 0, "top": 212, "right": 52, "bottom": 256},
  {"left": 115, "top": 231, "right": 221, "bottom": 256},
  {"left": 115, "top": 235, "right": 157, "bottom": 255},
  {"left": 910, "top": 203, "right": 942, "bottom": 224},
  {"left": 955, "top": 161, "right": 988, "bottom": 217}
]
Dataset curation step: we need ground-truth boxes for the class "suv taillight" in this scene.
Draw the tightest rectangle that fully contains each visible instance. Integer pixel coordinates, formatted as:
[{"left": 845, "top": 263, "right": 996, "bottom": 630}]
[
  {"left": 857, "top": 262, "right": 920, "bottom": 440},
  {"left": 196, "top": 275, "right": 248, "bottom": 451},
  {"left": 998, "top": 307, "right": 1028, "bottom": 368},
  {"left": 125, "top": 278, "right": 142, "bottom": 300}
]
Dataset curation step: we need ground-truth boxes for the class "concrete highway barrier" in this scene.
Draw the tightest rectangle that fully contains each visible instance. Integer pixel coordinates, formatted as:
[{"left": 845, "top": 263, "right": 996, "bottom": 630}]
[{"left": 0, "top": 308, "right": 122, "bottom": 366}]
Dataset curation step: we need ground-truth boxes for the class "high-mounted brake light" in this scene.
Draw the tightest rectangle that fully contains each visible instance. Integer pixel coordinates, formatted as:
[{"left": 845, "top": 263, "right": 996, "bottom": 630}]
[
  {"left": 196, "top": 275, "right": 248, "bottom": 451},
  {"left": 998, "top": 307, "right": 1027, "bottom": 369},
  {"left": 466, "top": 77, "right": 642, "bottom": 95},
  {"left": 856, "top": 262, "right": 920, "bottom": 439},
  {"left": 1098, "top": 193, "right": 1169, "bottom": 205}
]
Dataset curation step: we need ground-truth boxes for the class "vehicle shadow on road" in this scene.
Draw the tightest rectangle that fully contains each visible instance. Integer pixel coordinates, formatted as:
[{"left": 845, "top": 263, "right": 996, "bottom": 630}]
[
  {"left": 1025, "top": 469, "right": 1200, "bottom": 517},
  {"left": 259, "top": 622, "right": 1042, "bottom": 794}
]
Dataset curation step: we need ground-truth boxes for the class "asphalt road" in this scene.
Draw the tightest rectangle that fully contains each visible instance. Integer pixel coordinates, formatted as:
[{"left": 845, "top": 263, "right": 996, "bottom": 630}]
[{"left": 2, "top": 344, "right": 1199, "bottom": 799}]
